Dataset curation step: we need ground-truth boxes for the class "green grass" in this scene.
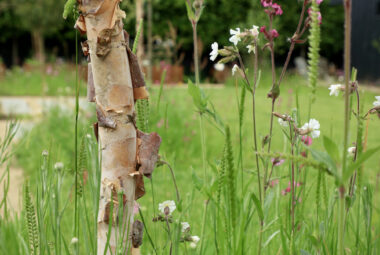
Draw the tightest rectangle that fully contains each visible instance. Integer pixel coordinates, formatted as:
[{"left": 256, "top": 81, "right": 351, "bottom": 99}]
[{"left": 1, "top": 70, "right": 380, "bottom": 254}]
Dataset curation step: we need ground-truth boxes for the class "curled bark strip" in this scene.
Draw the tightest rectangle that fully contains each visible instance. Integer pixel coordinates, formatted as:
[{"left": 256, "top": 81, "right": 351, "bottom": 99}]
[
  {"left": 96, "top": 106, "right": 117, "bottom": 129},
  {"left": 96, "top": 18, "right": 123, "bottom": 58},
  {"left": 93, "top": 122, "right": 99, "bottom": 141},
  {"left": 131, "top": 220, "right": 144, "bottom": 248},
  {"left": 136, "top": 130, "right": 162, "bottom": 179},
  {"left": 133, "top": 87, "right": 149, "bottom": 100},
  {"left": 74, "top": 15, "right": 87, "bottom": 35},
  {"left": 135, "top": 174, "right": 145, "bottom": 200},
  {"left": 126, "top": 47, "right": 146, "bottom": 89},
  {"left": 81, "top": 41, "right": 90, "bottom": 57},
  {"left": 87, "top": 63, "right": 96, "bottom": 102}
]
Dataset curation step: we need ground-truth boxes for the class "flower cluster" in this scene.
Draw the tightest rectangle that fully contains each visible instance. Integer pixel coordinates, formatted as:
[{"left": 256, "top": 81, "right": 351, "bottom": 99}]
[{"left": 261, "top": 0, "right": 283, "bottom": 16}]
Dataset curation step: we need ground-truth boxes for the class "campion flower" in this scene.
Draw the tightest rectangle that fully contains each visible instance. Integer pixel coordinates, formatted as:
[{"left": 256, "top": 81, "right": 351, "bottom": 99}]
[
  {"left": 282, "top": 182, "right": 302, "bottom": 196},
  {"left": 373, "top": 96, "right": 380, "bottom": 107},
  {"left": 71, "top": 237, "right": 79, "bottom": 245},
  {"left": 229, "top": 28, "right": 242, "bottom": 46},
  {"left": 54, "top": 162, "right": 64, "bottom": 171},
  {"left": 247, "top": 45, "right": 255, "bottom": 54},
  {"left": 158, "top": 200, "right": 176, "bottom": 215},
  {"left": 261, "top": 0, "right": 272, "bottom": 7},
  {"left": 316, "top": 0, "right": 323, "bottom": 5},
  {"left": 329, "top": 84, "right": 344, "bottom": 96},
  {"left": 272, "top": 3, "right": 283, "bottom": 15},
  {"left": 278, "top": 118, "right": 289, "bottom": 127},
  {"left": 250, "top": 25, "right": 260, "bottom": 38},
  {"left": 260, "top": 26, "right": 279, "bottom": 40},
  {"left": 210, "top": 42, "right": 219, "bottom": 61},
  {"left": 189, "top": 236, "right": 200, "bottom": 248},
  {"left": 232, "top": 64, "right": 239, "bottom": 76},
  {"left": 271, "top": 29, "right": 279, "bottom": 38},
  {"left": 300, "top": 119, "right": 321, "bottom": 138},
  {"left": 181, "top": 222, "right": 190, "bottom": 232},
  {"left": 348, "top": 146, "right": 356, "bottom": 156},
  {"left": 301, "top": 136, "right": 313, "bottom": 146},
  {"left": 271, "top": 157, "right": 285, "bottom": 167},
  {"left": 214, "top": 63, "right": 225, "bottom": 71}
]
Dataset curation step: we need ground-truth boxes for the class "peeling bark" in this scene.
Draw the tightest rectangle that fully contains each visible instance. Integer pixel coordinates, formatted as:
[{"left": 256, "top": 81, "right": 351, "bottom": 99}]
[
  {"left": 78, "top": 1, "right": 161, "bottom": 253},
  {"left": 77, "top": 0, "right": 137, "bottom": 253}
]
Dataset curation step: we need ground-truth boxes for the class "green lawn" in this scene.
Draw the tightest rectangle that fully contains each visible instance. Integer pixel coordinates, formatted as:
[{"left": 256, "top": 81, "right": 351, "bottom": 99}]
[{"left": 3, "top": 70, "right": 380, "bottom": 254}]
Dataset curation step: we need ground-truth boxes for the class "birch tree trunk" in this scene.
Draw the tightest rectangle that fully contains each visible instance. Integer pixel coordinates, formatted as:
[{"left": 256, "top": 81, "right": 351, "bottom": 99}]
[{"left": 77, "top": 0, "right": 137, "bottom": 253}]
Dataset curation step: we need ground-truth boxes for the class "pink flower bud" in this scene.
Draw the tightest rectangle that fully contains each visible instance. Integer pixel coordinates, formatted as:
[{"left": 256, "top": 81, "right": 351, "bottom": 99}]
[
  {"left": 301, "top": 136, "right": 313, "bottom": 146},
  {"left": 316, "top": 0, "right": 323, "bottom": 4},
  {"left": 270, "top": 29, "right": 279, "bottom": 38},
  {"left": 272, "top": 3, "right": 283, "bottom": 15},
  {"left": 261, "top": 0, "right": 272, "bottom": 7}
]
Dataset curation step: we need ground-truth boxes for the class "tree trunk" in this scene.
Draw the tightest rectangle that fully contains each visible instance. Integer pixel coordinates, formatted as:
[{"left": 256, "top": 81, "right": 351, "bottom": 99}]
[
  {"left": 12, "top": 37, "right": 20, "bottom": 66},
  {"left": 135, "top": 0, "right": 144, "bottom": 63},
  {"left": 78, "top": 0, "right": 137, "bottom": 253},
  {"left": 31, "top": 29, "right": 45, "bottom": 63}
]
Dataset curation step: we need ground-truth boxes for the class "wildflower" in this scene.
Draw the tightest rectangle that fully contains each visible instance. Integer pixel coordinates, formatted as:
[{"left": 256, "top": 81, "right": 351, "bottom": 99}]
[
  {"left": 210, "top": 42, "right": 219, "bottom": 61},
  {"left": 316, "top": 0, "right": 323, "bottom": 5},
  {"left": 329, "top": 84, "right": 344, "bottom": 96},
  {"left": 250, "top": 25, "right": 260, "bottom": 38},
  {"left": 270, "top": 179, "right": 279, "bottom": 188},
  {"left": 261, "top": 0, "right": 272, "bottom": 7},
  {"left": 348, "top": 146, "right": 356, "bottom": 156},
  {"left": 271, "top": 29, "right": 279, "bottom": 38},
  {"left": 301, "top": 136, "right": 313, "bottom": 146},
  {"left": 247, "top": 45, "right": 255, "bottom": 54},
  {"left": 282, "top": 182, "right": 302, "bottom": 196},
  {"left": 158, "top": 200, "right": 176, "bottom": 215},
  {"left": 232, "top": 64, "right": 239, "bottom": 76},
  {"left": 181, "top": 222, "right": 190, "bottom": 232},
  {"left": 189, "top": 236, "right": 200, "bottom": 248},
  {"left": 229, "top": 28, "right": 242, "bottom": 46},
  {"left": 54, "top": 162, "right": 64, "bottom": 171},
  {"left": 71, "top": 237, "right": 79, "bottom": 245},
  {"left": 272, "top": 3, "right": 283, "bottom": 15},
  {"left": 214, "top": 63, "right": 225, "bottom": 71},
  {"left": 373, "top": 96, "right": 380, "bottom": 107},
  {"left": 300, "top": 119, "right": 320, "bottom": 138},
  {"left": 42, "top": 150, "right": 49, "bottom": 156},
  {"left": 278, "top": 118, "right": 289, "bottom": 127},
  {"left": 271, "top": 158, "right": 285, "bottom": 167}
]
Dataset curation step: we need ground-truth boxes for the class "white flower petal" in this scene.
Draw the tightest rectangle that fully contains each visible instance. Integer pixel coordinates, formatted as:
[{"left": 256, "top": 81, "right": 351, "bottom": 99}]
[
  {"left": 210, "top": 42, "right": 219, "bottom": 61},
  {"left": 158, "top": 200, "right": 176, "bottom": 215},
  {"left": 232, "top": 64, "right": 239, "bottom": 76}
]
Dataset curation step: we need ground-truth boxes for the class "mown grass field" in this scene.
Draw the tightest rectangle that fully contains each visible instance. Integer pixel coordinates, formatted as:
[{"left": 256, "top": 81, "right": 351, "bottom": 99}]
[{"left": 1, "top": 69, "right": 380, "bottom": 254}]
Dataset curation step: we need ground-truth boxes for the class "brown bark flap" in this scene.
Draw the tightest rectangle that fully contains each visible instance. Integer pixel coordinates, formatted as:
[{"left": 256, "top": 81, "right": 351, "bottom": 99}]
[
  {"left": 136, "top": 130, "right": 162, "bottom": 179},
  {"left": 133, "top": 87, "right": 149, "bottom": 100},
  {"left": 96, "top": 105, "right": 117, "bottom": 129},
  {"left": 132, "top": 220, "right": 144, "bottom": 248},
  {"left": 135, "top": 174, "right": 145, "bottom": 200},
  {"left": 127, "top": 47, "right": 146, "bottom": 89},
  {"left": 74, "top": 15, "right": 87, "bottom": 34}
]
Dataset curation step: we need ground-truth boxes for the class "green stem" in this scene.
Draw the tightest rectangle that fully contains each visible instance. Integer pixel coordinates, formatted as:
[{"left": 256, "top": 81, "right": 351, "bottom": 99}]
[
  {"left": 192, "top": 22, "right": 200, "bottom": 85},
  {"left": 339, "top": 1, "right": 352, "bottom": 254}
]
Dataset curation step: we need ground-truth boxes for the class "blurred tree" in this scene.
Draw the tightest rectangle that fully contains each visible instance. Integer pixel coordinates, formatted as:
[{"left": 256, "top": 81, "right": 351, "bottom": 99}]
[{"left": 12, "top": 0, "right": 66, "bottom": 63}]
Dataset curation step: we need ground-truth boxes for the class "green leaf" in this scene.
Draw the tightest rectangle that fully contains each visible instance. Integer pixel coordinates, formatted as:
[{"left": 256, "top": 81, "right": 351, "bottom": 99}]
[
  {"left": 309, "top": 148, "right": 339, "bottom": 180},
  {"left": 185, "top": 1, "right": 195, "bottom": 21},
  {"left": 187, "top": 80, "right": 207, "bottom": 113},
  {"left": 192, "top": 169, "right": 204, "bottom": 191},
  {"left": 323, "top": 136, "right": 340, "bottom": 163},
  {"left": 343, "top": 146, "right": 380, "bottom": 182},
  {"left": 250, "top": 193, "right": 263, "bottom": 221},
  {"left": 263, "top": 230, "right": 280, "bottom": 247}
]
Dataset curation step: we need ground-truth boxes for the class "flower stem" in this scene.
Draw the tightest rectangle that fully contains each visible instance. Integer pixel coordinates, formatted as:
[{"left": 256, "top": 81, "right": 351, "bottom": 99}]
[
  {"left": 339, "top": 1, "right": 352, "bottom": 254},
  {"left": 192, "top": 22, "right": 200, "bottom": 86}
]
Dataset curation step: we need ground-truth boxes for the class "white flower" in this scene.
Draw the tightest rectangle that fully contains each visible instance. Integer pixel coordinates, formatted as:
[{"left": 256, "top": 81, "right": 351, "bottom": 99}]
[
  {"left": 373, "top": 96, "right": 380, "bottom": 107},
  {"left": 300, "top": 119, "right": 321, "bottom": 138},
  {"left": 328, "top": 84, "right": 343, "bottom": 97},
  {"left": 54, "top": 162, "right": 64, "bottom": 171},
  {"left": 210, "top": 42, "right": 219, "bottom": 61},
  {"left": 181, "top": 222, "right": 190, "bottom": 232},
  {"left": 278, "top": 118, "right": 289, "bottom": 127},
  {"left": 348, "top": 147, "right": 356, "bottom": 156},
  {"left": 250, "top": 25, "right": 259, "bottom": 38},
  {"left": 189, "top": 236, "right": 200, "bottom": 248},
  {"left": 232, "top": 64, "right": 239, "bottom": 76},
  {"left": 229, "top": 28, "right": 242, "bottom": 46},
  {"left": 42, "top": 150, "right": 49, "bottom": 156},
  {"left": 214, "top": 63, "right": 225, "bottom": 72},
  {"left": 158, "top": 200, "right": 176, "bottom": 215},
  {"left": 247, "top": 45, "right": 255, "bottom": 54},
  {"left": 70, "top": 237, "right": 79, "bottom": 245}
]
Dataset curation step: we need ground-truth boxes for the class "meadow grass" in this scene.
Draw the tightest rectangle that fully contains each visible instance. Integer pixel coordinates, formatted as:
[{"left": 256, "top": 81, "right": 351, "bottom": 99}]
[{"left": 1, "top": 69, "right": 379, "bottom": 254}]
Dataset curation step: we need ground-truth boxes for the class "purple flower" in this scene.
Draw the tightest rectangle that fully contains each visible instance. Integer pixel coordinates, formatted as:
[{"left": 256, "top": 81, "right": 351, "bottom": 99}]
[
  {"left": 271, "top": 157, "right": 285, "bottom": 167},
  {"left": 270, "top": 29, "right": 279, "bottom": 38},
  {"left": 301, "top": 136, "right": 313, "bottom": 146},
  {"left": 272, "top": 3, "right": 283, "bottom": 15}
]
